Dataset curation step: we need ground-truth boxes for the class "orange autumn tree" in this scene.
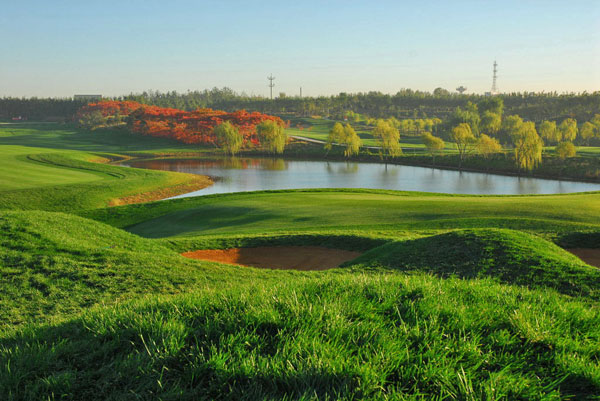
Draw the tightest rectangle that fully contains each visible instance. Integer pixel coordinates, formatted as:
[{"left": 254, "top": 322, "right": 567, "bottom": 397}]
[{"left": 76, "top": 100, "right": 285, "bottom": 150}]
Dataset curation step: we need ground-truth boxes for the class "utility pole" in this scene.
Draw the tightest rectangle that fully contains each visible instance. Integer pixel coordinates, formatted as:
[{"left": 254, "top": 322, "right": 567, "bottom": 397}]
[
  {"left": 300, "top": 87, "right": 302, "bottom": 98},
  {"left": 267, "top": 74, "right": 275, "bottom": 100}
]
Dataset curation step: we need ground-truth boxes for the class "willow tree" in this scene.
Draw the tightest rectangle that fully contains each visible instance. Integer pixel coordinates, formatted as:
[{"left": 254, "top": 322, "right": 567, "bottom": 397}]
[
  {"left": 538, "top": 120, "right": 560, "bottom": 144},
  {"left": 480, "top": 111, "right": 502, "bottom": 136},
  {"left": 422, "top": 132, "right": 444, "bottom": 164},
  {"left": 451, "top": 123, "right": 476, "bottom": 168},
  {"left": 257, "top": 120, "right": 286, "bottom": 154},
  {"left": 556, "top": 141, "right": 576, "bottom": 159},
  {"left": 502, "top": 115, "right": 524, "bottom": 142},
  {"left": 325, "top": 122, "right": 362, "bottom": 158},
  {"left": 341, "top": 124, "right": 362, "bottom": 157},
  {"left": 372, "top": 119, "right": 402, "bottom": 159},
  {"left": 325, "top": 122, "right": 344, "bottom": 155},
  {"left": 513, "top": 122, "right": 543, "bottom": 171},
  {"left": 580, "top": 122, "right": 596, "bottom": 144},
  {"left": 559, "top": 118, "right": 578, "bottom": 142},
  {"left": 476, "top": 134, "right": 502, "bottom": 159},
  {"left": 214, "top": 121, "right": 243, "bottom": 155}
]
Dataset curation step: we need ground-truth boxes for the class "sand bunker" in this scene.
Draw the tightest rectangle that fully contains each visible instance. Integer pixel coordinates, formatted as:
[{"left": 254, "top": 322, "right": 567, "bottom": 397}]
[
  {"left": 181, "top": 246, "right": 362, "bottom": 270},
  {"left": 567, "top": 248, "right": 600, "bottom": 268}
]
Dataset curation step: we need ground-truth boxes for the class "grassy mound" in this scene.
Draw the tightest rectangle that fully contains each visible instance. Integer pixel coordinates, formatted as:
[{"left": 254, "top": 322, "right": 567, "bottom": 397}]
[
  {"left": 347, "top": 229, "right": 600, "bottom": 299},
  {"left": 1, "top": 275, "right": 598, "bottom": 400},
  {"left": 0, "top": 210, "right": 268, "bottom": 328}
]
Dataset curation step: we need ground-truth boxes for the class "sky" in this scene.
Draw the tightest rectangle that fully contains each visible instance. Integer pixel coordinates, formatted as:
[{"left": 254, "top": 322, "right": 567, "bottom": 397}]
[{"left": 1, "top": 0, "right": 599, "bottom": 98}]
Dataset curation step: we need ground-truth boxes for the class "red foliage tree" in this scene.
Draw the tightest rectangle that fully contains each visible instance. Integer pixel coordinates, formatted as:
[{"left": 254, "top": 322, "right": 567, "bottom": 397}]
[{"left": 76, "top": 101, "right": 285, "bottom": 147}]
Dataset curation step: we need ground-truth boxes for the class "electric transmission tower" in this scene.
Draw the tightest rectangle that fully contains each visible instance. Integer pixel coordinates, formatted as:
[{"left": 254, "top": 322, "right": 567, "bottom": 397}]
[
  {"left": 267, "top": 74, "right": 276, "bottom": 100},
  {"left": 491, "top": 60, "right": 498, "bottom": 95}
]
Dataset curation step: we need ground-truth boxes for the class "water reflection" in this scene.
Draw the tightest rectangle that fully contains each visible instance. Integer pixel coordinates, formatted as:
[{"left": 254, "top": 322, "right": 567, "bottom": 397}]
[{"left": 120, "top": 157, "right": 600, "bottom": 198}]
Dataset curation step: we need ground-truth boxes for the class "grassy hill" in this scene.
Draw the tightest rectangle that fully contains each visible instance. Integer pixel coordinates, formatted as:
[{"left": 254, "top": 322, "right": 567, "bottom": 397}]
[{"left": 346, "top": 228, "right": 600, "bottom": 299}]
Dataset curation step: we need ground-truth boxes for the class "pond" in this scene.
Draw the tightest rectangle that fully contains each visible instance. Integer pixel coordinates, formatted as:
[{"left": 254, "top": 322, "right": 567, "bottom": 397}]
[{"left": 120, "top": 157, "right": 600, "bottom": 197}]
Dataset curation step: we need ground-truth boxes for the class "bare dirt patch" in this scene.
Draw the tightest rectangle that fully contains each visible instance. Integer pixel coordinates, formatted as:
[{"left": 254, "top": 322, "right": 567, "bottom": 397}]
[
  {"left": 567, "top": 248, "right": 600, "bottom": 268},
  {"left": 181, "top": 246, "right": 362, "bottom": 270}
]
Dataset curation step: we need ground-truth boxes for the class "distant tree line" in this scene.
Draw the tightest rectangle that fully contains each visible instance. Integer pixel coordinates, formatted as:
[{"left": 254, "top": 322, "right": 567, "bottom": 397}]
[{"left": 1, "top": 88, "right": 599, "bottom": 123}]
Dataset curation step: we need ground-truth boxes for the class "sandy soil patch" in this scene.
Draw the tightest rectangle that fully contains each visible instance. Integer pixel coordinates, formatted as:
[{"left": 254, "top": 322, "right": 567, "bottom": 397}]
[
  {"left": 181, "top": 246, "right": 362, "bottom": 270},
  {"left": 567, "top": 248, "right": 600, "bottom": 268}
]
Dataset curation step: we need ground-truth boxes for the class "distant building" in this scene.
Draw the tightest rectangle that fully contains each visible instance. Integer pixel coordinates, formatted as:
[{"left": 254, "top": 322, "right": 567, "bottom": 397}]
[{"left": 73, "top": 94, "right": 102, "bottom": 102}]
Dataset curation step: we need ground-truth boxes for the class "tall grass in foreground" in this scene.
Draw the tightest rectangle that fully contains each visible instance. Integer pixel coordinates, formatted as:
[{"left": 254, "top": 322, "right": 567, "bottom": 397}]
[{"left": 1, "top": 274, "right": 598, "bottom": 400}]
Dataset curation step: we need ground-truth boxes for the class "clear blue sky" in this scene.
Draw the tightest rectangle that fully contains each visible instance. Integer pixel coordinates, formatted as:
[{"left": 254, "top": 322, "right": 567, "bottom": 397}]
[{"left": 1, "top": 0, "right": 598, "bottom": 97}]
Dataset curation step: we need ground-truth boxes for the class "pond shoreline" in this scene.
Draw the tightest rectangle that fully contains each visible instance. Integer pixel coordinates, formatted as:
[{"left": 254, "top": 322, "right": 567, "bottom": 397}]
[
  {"left": 118, "top": 150, "right": 600, "bottom": 187},
  {"left": 118, "top": 155, "right": 600, "bottom": 198}
]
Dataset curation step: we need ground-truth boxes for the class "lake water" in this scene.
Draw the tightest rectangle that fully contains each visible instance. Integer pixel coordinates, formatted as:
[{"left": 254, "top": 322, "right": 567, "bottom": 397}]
[{"left": 121, "top": 157, "right": 600, "bottom": 197}]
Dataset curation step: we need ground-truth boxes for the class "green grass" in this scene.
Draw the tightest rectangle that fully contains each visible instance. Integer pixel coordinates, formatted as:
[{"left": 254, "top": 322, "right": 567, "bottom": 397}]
[
  {"left": 0, "top": 146, "right": 103, "bottom": 190},
  {"left": 286, "top": 117, "right": 457, "bottom": 151},
  {"left": 2, "top": 122, "right": 600, "bottom": 399},
  {"left": 79, "top": 189, "right": 600, "bottom": 238},
  {"left": 347, "top": 228, "right": 600, "bottom": 299},
  {"left": 2, "top": 273, "right": 599, "bottom": 399}
]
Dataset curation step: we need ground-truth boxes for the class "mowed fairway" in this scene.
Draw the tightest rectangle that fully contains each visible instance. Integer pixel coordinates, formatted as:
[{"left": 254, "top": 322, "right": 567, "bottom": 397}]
[
  {"left": 112, "top": 189, "right": 600, "bottom": 238},
  {"left": 0, "top": 145, "right": 102, "bottom": 190},
  {"left": 0, "top": 125, "right": 212, "bottom": 211}
]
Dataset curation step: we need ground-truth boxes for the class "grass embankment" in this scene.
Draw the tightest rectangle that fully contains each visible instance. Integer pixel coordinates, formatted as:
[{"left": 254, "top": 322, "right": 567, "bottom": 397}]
[{"left": 2, "top": 123, "right": 600, "bottom": 399}]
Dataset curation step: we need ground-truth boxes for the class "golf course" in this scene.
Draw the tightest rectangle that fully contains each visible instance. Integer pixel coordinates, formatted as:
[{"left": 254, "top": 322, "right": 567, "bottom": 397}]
[{"left": 1, "top": 122, "right": 599, "bottom": 399}]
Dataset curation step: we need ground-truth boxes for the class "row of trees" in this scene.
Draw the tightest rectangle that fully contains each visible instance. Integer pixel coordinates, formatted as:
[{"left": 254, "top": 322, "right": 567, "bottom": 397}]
[
  {"left": 76, "top": 101, "right": 287, "bottom": 155},
  {"left": 2, "top": 88, "right": 599, "bottom": 123}
]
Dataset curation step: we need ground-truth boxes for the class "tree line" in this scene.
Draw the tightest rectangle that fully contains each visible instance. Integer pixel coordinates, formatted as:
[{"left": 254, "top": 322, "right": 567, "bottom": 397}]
[
  {"left": 2, "top": 88, "right": 599, "bottom": 123},
  {"left": 325, "top": 96, "right": 600, "bottom": 172}
]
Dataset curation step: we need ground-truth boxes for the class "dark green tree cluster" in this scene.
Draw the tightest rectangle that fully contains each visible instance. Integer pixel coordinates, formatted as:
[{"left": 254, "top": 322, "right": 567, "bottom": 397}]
[{"left": 2, "top": 89, "right": 598, "bottom": 123}]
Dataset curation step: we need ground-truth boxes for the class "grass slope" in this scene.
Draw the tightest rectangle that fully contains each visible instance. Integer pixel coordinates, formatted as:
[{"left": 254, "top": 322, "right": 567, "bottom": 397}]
[
  {"left": 347, "top": 228, "right": 600, "bottom": 299},
  {"left": 2, "top": 274, "right": 599, "bottom": 400},
  {"left": 0, "top": 210, "right": 281, "bottom": 328}
]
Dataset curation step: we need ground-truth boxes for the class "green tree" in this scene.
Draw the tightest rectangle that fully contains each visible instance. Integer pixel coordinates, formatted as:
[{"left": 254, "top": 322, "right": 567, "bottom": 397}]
[
  {"left": 325, "top": 122, "right": 362, "bottom": 157},
  {"left": 591, "top": 114, "right": 600, "bottom": 130},
  {"left": 478, "top": 97, "right": 504, "bottom": 116},
  {"left": 79, "top": 111, "right": 105, "bottom": 129},
  {"left": 372, "top": 119, "right": 402, "bottom": 159},
  {"left": 256, "top": 120, "right": 286, "bottom": 154},
  {"left": 451, "top": 123, "right": 476, "bottom": 168},
  {"left": 476, "top": 134, "right": 502, "bottom": 159},
  {"left": 513, "top": 122, "right": 543, "bottom": 171},
  {"left": 480, "top": 111, "right": 502, "bottom": 136},
  {"left": 502, "top": 115, "right": 524, "bottom": 142},
  {"left": 422, "top": 132, "right": 445, "bottom": 164},
  {"left": 579, "top": 122, "right": 596, "bottom": 144},
  {"left": 559, "top": 118, "right": 578, "bottom": 142},
  {"left": 342, "top": 124, "right": 362, "bottom": 157},
  {"left": 325, "top": 122, "right": 345, "bottom": 154},
  {"left": 538, "top": 120, "right": 560, "bottom": 144},
  {"left": 555, "top": 141, "right": 576, "bottom": 159},
  {"left": 214, "top": 121, "right": 243, "bottom": 155},
  {"left": 448, "top": 104, "right": 480, "bottom": 135}
]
